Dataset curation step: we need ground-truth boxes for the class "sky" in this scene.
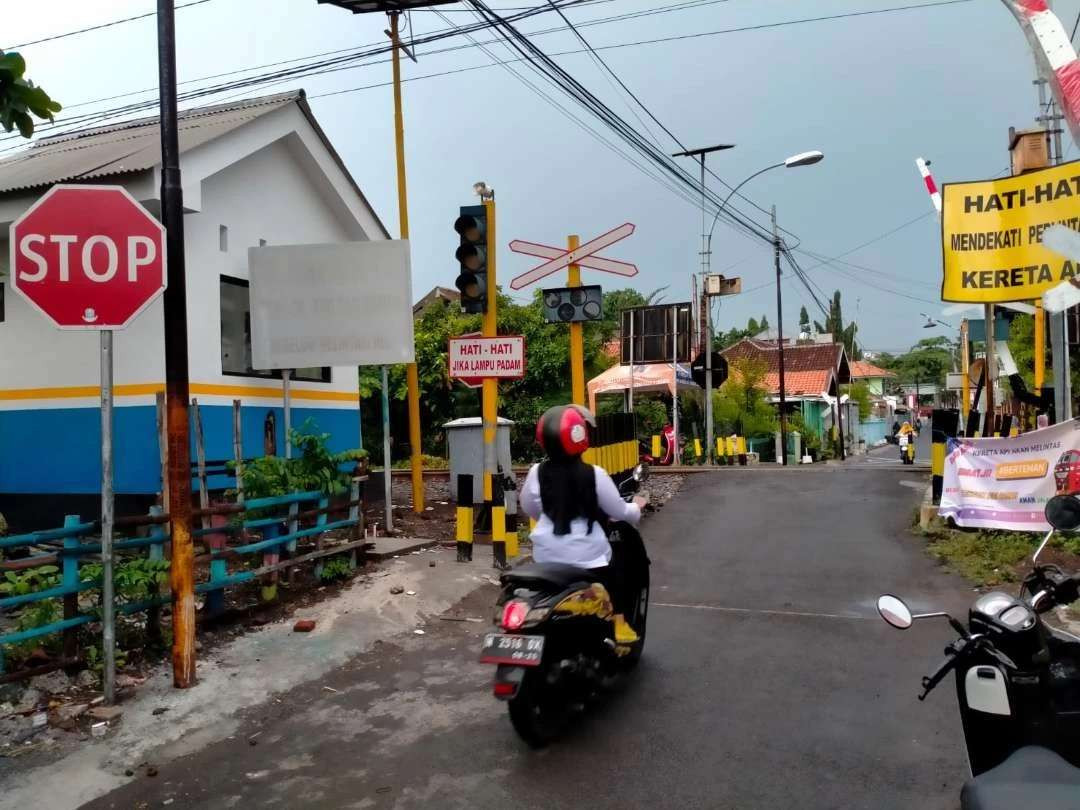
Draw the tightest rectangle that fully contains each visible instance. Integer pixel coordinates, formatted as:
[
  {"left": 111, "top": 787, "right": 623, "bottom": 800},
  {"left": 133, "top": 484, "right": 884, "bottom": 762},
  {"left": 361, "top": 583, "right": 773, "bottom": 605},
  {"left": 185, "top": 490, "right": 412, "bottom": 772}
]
[{"left": 4, "top": 0, "right": 1079, "bottom": 356}]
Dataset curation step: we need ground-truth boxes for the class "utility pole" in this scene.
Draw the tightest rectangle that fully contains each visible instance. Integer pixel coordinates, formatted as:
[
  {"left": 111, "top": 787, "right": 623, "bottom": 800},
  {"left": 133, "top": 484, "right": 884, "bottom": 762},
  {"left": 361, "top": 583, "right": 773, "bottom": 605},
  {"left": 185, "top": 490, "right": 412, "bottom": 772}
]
[
  {"left": 388, "top": 11, "right": 426, "bottom": 512},
  {"left": 568, "top": 234, "right": 585, "bottom": 406},
  {"left": 157, "top": 0, "right": 195, "bottom": 688},
  {"left": 772, "top": 205, "right": 788, "bottom": 466},
  {"left": 672, "top": 143, "right": 734, "bottom": 464},
  {"left": 481, "top": 195, "right": 498, "bottom": 522}
]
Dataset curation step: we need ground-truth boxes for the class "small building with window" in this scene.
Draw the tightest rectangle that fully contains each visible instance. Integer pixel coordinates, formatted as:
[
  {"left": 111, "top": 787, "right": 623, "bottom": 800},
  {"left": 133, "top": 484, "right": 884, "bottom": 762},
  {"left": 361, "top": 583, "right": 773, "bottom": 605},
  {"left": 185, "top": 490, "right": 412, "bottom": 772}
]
[{"left": 0, "top": 91, "right": 388, "bottom": 522}]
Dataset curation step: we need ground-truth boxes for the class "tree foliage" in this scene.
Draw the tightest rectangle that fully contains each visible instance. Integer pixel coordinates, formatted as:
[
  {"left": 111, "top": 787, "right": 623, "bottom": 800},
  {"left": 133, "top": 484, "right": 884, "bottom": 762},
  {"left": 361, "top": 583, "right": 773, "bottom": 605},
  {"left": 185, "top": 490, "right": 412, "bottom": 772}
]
[
  {"left": 844, "top": 381, "right": 872, "bottom": 421},
  {"left": 875, "top": 336, "right": 953, "bottom": 391},
  {"left": 814, "top": 290, "right": 861, "bottom": 359},
  {"left": 363, "top": 287, "right": 631, "bottom": 461},
  {"left": 0, "top": 51, "right": 60, "bottom": 138},
  {"left": 712, "top": 357, "right": 778, "bottom": 438}
]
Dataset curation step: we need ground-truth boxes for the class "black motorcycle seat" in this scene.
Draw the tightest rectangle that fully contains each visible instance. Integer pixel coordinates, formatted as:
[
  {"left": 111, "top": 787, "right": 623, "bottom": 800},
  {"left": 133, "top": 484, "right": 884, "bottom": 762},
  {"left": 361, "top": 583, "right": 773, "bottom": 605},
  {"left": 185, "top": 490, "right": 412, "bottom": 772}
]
[
  {"left": 961, "top": 746, "right": 1080, "bottom": 810},
  {"left": 501, "top": 563, "right": 595, "bottom": 589}
]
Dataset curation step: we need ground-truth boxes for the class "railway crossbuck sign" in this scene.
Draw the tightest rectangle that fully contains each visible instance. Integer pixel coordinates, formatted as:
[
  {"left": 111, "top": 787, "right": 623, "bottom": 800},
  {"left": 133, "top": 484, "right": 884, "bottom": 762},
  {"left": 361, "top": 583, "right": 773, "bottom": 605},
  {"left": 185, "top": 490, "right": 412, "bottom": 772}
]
[{"left": 509, "top": 223, "right": 637, "bottom": 289}]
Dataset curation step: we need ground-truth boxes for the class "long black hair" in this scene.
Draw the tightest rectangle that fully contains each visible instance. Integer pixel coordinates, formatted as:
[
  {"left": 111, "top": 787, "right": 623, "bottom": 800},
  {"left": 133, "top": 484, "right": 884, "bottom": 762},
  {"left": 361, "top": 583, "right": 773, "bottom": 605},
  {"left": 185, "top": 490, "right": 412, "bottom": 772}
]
[{"left": 538, "top": 456, "right": 602, "bottom": 535}]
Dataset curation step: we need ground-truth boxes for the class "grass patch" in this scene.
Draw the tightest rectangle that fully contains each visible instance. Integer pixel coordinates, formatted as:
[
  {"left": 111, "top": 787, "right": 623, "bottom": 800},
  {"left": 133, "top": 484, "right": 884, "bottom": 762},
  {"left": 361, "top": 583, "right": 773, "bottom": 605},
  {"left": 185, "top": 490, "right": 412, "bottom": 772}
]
[{"left": 925, "top": 530, "right": 1039, "bottom": 587}]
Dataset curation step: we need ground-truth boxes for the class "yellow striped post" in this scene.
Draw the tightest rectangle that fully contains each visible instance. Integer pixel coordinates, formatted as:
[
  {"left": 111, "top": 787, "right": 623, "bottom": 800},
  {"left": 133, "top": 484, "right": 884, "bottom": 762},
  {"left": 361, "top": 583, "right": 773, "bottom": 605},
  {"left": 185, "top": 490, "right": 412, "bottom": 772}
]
[
  {"left": 931, "top": 409, "right": 960, "bottom": 505},
  {"left": 505, "top": 512, "right": 519, "bottom": 559},
  {"left": 456, "top": 474, "right": 474, "bottom": 563},
  {"left": 737, "top": 435, "right": 747, "bottom": 466},
  {"left": 492, "top": 476, "right": 507, "bottom": 570},
  {"left": 694, "top": 438, "right": 702, "bottom": 461}
]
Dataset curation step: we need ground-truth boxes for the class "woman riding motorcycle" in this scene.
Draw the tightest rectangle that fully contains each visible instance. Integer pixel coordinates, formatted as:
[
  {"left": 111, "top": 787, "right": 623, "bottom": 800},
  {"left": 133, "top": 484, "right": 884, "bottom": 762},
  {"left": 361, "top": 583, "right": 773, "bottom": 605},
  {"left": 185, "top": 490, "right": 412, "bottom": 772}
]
[{"left": 519, "top": 404, "right": 646, "bottom": 644}]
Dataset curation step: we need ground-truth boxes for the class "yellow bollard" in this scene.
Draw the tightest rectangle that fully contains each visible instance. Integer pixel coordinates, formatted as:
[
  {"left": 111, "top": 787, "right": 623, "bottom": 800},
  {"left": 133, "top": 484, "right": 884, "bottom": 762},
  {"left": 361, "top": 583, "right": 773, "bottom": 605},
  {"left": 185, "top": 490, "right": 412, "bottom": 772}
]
[{"left": 651, "top": 435, "right": 661, "bottom": 458}]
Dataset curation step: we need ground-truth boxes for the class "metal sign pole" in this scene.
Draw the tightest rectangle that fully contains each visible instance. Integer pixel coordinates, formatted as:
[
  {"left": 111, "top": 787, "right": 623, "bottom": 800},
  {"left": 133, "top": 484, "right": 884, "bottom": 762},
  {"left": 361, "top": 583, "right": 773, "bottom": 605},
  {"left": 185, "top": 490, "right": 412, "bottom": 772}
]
[
  {"left": 100, "top": 330, "right": 116, "bottom": 705},
  {"left": 283, "top": 369, "right": 292, "bottom": 459},
  {"left": 381, "top": 365, "right": 393, "bottom": 532},
  {"left": 672, "top": 304, "right": 680, "bottom": 465}
]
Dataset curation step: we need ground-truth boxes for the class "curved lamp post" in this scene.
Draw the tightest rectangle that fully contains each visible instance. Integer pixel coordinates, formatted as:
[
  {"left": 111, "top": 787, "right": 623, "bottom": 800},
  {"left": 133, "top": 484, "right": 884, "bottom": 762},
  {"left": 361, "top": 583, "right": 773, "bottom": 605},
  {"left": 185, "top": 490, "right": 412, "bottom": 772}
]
[{"left": 705, "top": 150, "right": 824, "bottom": 465}]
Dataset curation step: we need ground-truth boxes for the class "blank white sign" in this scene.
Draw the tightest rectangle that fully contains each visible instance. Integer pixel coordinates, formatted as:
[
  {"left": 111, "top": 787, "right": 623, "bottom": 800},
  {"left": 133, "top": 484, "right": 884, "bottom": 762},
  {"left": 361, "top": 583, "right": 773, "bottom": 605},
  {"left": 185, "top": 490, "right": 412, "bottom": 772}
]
[{"left": 249, "top": 240, "right": 415, "bottom": 369}]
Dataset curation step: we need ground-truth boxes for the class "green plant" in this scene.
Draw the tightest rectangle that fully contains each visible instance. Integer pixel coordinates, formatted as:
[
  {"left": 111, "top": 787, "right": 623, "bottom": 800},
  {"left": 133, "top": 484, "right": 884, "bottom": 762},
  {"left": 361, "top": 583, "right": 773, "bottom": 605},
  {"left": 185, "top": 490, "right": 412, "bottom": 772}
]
[
  {"left": 0, "top": 565, "right": 60, "bottom": 595},
  {"left": 392, "top": 453, "right": 448, "bottom": 470},
  {"left": 633, "top": 398, "right": 669, "bottom": 443},
  {"left": 85, "top": 643, "right": 127, "bottom": 674},
  {"left": 231, "top": 421, "right": 366, "bottom": 501},
  {"left": 925, "top": 529, "right": 1038, "bottom": 586},
  {"left": 713, "top": 358, "right": 778, "bottom": 439},
  {"left": 319, "top": 555, "right": 353, "bottom": 582},
  {"left": 0, "top": 51, "right": 61, "bottom": 138},
  {"left": 80, "top": 558, "right": 170, "bottom": 603}
]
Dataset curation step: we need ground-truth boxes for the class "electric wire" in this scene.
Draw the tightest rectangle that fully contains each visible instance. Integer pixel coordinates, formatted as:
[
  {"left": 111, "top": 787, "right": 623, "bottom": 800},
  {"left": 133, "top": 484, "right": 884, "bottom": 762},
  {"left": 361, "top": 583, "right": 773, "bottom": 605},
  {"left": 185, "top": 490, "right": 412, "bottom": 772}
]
[{"left": 6, "top": 0, "right": 215, "bottom": 50}]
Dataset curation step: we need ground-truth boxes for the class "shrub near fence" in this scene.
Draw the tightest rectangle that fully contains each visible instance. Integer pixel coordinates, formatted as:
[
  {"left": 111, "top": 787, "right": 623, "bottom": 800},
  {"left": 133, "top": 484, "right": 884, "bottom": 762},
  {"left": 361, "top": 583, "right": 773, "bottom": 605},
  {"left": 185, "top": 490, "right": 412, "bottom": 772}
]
[{"left": 0, "top": 480, "right": 365, "bottom": 678}]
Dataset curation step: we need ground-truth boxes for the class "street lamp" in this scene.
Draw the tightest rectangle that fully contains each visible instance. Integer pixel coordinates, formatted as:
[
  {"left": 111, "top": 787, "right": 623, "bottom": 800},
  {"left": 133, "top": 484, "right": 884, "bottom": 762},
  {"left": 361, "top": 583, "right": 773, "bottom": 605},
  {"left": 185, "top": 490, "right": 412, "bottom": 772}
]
[
  {"left": 920, "top": 313, "right": 956, "bottom": 330},
  {"left": 672, "top": 143, "right": 735, "bottom": 464},
  {"left": 703, "top": 151, "right": 825, "bottom": 465}
]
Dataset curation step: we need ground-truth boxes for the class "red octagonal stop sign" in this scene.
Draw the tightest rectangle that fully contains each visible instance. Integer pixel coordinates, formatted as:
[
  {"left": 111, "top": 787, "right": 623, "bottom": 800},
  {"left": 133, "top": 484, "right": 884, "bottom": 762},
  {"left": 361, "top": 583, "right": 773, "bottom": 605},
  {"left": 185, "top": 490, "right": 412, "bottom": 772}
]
[{"left": 9, "top": 184, "right": 166, "bottom": 330}]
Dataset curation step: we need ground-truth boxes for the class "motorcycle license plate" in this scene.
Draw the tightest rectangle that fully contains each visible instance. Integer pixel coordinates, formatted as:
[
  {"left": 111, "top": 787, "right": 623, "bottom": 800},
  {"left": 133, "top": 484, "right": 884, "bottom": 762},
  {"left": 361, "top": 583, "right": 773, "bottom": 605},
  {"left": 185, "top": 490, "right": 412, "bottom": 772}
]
[{"left": 479, "top": 633, "right": 545, "bottom": 666}]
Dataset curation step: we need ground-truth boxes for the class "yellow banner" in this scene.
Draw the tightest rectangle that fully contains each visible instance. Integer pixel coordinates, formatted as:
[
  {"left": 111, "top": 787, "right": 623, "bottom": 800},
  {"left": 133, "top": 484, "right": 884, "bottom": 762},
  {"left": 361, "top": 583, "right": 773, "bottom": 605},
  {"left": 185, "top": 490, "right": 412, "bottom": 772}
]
[{"left": 941, "top": 160, "right": 1080, "bottom": 302}]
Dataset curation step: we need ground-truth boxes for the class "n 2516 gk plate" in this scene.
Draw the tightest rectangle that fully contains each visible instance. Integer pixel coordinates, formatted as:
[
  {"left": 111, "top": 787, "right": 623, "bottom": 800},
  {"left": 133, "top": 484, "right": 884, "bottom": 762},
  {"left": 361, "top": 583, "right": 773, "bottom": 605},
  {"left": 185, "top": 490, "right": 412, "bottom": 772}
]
[{"left": 479, "top": 633, "right": 545, "bottom": 666}]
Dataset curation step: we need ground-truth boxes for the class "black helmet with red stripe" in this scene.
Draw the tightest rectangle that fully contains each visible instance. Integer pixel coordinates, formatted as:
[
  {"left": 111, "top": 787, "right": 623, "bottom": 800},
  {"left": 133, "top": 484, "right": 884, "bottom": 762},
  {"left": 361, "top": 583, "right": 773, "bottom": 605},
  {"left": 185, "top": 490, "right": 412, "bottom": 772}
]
[{"left": 536, "top": 404, "right": 596, "bottom": 459}]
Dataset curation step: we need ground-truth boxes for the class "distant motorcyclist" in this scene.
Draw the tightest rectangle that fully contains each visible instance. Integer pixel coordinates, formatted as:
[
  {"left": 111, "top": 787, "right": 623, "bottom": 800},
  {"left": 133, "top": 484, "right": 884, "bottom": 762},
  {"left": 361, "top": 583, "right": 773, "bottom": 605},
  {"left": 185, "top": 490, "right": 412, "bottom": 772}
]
[
  {"left": 520, "top": 404, "right": 645, "bottom": 643},
  {"left": 898, "top": 420, "right": 916, "bottom": 464}
]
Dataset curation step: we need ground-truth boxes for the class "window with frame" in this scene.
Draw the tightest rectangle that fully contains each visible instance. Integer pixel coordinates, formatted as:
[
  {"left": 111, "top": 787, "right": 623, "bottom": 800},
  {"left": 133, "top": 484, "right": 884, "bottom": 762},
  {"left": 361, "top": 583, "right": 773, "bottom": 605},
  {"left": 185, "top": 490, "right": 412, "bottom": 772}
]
[{"left": 219, "top": 276, "right": 330, "bottom": 382}]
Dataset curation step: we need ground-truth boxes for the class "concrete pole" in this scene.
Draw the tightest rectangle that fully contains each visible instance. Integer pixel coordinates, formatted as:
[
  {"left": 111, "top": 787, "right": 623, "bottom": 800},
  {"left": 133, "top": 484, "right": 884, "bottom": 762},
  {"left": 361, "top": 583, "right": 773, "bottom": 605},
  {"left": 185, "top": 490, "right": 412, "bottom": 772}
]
[
  {"left": 381, "top": 365, "right": 393, "bottom": 533},
  {"left": 773, "top": 206, "right": 788, "bottom": 466},
  {"left": 157, "top": 0, "right": 196, "bottom": 689},
  {"left": 100, "top": 331, "right": 116, "bottom": 704}
]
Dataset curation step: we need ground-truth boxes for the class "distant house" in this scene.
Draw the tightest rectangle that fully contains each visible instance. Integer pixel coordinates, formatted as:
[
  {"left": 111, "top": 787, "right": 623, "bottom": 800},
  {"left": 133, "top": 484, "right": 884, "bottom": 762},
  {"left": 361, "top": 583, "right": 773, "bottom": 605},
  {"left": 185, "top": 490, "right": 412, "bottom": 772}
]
[
  {"left": 721, "top": 337, "right": 852, "bottom": 441},
  {"left": 849, "top": 360, "right": 896, "bottom": 397},
  {"left": 0, "top": 91, "right": 390, "bottom": 523},
  {"left": 413, "top": 286, "right": 460, "bottom": 318}
]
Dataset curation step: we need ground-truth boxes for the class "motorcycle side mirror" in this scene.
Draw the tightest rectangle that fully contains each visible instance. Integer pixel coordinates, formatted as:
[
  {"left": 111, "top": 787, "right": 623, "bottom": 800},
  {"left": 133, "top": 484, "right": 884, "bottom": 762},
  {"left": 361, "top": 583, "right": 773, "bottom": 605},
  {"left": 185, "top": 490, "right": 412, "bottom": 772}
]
[
  {"left": 876, "top": 595, "right": 913, "bottom": 630},
  {"left": 1045, "top": 495, "right": 1080, "bottom": 532},
  {"left": 632, "top": 463, "right": 649, "bottom": 483}
]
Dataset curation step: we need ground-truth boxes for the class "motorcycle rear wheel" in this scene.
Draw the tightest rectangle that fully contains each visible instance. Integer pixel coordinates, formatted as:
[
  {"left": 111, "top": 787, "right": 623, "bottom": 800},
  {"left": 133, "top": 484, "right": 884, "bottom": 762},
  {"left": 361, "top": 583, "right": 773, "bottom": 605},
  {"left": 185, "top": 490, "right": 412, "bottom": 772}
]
[
  {"left": 508, "top": 667, "right": 571, "bottom": 748},
  {"left": 622, "top": 574, "right": 650, "bottom": 668}
]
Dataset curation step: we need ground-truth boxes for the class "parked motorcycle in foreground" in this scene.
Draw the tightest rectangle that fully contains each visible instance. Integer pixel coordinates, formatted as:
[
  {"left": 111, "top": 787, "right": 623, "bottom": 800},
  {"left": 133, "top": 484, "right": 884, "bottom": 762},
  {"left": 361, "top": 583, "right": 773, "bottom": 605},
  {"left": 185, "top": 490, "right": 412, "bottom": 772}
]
[
  {"left": 480, "top": 463, "right": 651, "bottom": 747},
  {"left": 877, "top": 494, "right": 1080, "bottom": 808}
]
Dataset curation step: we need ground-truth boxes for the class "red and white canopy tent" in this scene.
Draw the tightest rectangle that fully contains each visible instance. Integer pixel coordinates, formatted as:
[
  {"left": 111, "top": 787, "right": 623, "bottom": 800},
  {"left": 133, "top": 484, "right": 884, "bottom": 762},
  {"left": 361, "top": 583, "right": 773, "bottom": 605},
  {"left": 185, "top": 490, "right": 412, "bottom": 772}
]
[{"left": 587, "top": 362, "right": 701, "bottom": 412}]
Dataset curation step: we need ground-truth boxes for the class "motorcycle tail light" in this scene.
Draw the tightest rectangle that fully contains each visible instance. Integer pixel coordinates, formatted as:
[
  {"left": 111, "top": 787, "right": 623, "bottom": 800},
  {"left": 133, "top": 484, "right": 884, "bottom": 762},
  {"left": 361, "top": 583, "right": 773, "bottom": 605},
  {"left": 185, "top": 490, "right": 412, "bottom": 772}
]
[
  {"left": 493, "top": 682, "right": 517, "bottom": 698},
  {"left": 501, "top": 600, "right": 530, "bottom": 631}
]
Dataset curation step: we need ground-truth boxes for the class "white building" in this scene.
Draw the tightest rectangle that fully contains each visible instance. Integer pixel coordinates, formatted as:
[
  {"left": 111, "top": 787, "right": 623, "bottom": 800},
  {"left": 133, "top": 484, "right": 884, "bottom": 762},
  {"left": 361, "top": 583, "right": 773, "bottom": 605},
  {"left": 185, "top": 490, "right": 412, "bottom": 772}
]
[{"left": 0, "top": 91, "right": 389, "bottom": 521}]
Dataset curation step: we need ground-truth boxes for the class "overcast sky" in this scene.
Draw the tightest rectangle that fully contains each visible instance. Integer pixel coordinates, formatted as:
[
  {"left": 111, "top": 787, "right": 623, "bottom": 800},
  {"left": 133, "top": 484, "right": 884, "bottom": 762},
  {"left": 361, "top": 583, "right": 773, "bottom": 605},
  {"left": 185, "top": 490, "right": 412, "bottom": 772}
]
[{"left": 5, "top": 0, "right": 1078, "bottom": 355}]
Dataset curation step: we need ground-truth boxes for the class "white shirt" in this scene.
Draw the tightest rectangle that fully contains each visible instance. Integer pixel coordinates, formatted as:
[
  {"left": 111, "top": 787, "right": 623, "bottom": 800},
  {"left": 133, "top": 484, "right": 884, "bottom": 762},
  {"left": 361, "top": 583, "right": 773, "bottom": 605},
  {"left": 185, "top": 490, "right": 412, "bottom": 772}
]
[{"left": 519, "top": 463, "right": 642, "bottom": 569}]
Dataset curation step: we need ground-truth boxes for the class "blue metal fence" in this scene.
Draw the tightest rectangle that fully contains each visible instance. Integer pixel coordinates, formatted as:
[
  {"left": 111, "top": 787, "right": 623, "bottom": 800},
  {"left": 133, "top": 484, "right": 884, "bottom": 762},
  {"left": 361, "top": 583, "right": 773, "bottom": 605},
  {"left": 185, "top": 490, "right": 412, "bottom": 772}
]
[{"left": 0, "top": 480, "right": 364, "bottom": 675}]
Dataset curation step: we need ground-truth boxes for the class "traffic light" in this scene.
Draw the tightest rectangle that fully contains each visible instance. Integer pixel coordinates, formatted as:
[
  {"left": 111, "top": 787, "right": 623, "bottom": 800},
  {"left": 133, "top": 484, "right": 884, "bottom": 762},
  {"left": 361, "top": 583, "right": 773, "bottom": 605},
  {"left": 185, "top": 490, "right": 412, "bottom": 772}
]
[
  {"left": 541, "top": 285, "right": 603, "bottom": 323},
  {"left": 454, "top": 204, "right": 487, "bottom": 314}
]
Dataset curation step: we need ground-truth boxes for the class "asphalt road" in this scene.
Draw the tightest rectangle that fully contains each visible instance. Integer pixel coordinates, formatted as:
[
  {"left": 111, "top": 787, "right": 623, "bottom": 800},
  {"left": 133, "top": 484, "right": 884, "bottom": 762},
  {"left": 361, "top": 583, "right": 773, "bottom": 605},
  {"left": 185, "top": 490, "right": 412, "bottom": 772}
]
[{"left": 83, "top": 467, "right": 972, "bottom": 810}]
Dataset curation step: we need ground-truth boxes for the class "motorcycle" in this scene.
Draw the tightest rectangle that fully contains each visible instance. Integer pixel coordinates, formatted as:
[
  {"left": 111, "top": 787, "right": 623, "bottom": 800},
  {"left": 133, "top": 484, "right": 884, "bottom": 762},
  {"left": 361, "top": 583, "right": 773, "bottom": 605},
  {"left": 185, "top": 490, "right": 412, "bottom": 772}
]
[
  {"left": 480, "top": 463, "right": 651, "bottom": 747},
  {"left": 898, "top": 431, "right": 915, "bottom": 464},
  {"left": 640, "top": 424, "right": 676, "bottom": 466},
  {"left": 876, "top": 493, "right": 1080, "bottom": 808}
]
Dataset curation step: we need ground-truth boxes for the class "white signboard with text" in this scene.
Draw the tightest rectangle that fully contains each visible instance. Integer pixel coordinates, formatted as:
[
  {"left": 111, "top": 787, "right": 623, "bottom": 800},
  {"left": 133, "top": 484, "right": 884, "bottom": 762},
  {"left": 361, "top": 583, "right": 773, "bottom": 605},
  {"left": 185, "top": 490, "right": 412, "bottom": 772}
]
[
  {"left": 249, "top": 240, "right": 414, "bottom": 369},
  {"left": 448, "top": 335, "right": 526, "bottom": 381}
]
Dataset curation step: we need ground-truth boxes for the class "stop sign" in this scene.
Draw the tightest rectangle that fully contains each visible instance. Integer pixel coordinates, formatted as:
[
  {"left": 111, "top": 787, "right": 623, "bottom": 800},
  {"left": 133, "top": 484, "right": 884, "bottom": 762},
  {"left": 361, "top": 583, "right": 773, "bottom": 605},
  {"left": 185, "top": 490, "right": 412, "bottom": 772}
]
[{"left": 9, "top": 184, "right": 166, "bottom": 329}]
